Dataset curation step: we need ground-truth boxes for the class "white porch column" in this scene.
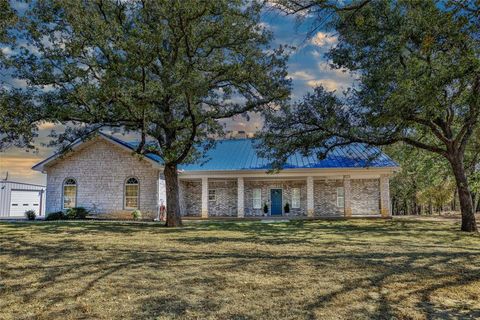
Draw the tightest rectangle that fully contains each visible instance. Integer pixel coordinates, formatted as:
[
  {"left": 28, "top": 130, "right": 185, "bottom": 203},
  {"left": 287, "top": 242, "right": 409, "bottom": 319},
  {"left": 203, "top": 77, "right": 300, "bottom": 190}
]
[
  {"left": 380, "top": 174, "right": 391, "bottom": 217},
  {"left": 307, "top": 176, "right": 314, "bottom": 217},
  {"left": 343, "top": 175, "right": 352, "bottom": 217},
  {"left": 201, "top": 177, "right": 208, "bottom": 218},
  {"left": 237, "top": 177, "right": 244, "bottom": 218}
]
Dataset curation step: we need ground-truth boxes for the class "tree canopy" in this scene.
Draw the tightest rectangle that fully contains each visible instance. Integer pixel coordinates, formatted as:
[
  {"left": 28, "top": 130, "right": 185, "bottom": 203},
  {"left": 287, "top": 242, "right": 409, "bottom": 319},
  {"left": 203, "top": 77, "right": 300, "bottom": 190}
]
[
  {"left": 262, "top": 0, "right": 480, "bottom": 231},
  {"left": 6, "top": 0, "right": 290, "bottom": 226}
]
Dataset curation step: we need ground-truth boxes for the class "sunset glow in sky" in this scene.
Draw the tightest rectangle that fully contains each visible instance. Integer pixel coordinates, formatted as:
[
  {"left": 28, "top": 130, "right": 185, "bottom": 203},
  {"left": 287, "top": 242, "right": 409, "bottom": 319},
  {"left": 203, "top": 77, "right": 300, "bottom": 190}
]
[{"left": 0, "top": 7, "right": 354, "bottom": 185}]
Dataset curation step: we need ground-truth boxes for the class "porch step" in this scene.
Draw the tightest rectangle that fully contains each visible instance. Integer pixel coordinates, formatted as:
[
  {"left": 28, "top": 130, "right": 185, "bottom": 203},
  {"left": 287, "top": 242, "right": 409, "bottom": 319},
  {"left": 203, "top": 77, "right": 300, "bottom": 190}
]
[{"left": 260, "top": 219, "right": 290, "bottom": 223}]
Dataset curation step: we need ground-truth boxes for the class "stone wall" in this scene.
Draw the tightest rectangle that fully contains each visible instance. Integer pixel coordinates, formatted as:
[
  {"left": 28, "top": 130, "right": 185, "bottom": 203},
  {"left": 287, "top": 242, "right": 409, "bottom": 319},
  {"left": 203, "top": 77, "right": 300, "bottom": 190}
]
[
  {"left": 177, "top": 178, "right": 384, "bottom": 217},
  {"left": 180, "top": 180, "right": 201, "bottom": 216},
  {"left": 244, "top": 180, "right": 307, "bottom": 217},
  {"left": 208, "top": 180, "right": 238, "bottom": 216},
  {"left": 45, "top": 138, "right": 159, "bottom": 219},
  {"left": 351, "top": 179, "right": 380, "bottom": 215},
  {"left": 314, "top": 180, "right": 344, "bottom": 216}
]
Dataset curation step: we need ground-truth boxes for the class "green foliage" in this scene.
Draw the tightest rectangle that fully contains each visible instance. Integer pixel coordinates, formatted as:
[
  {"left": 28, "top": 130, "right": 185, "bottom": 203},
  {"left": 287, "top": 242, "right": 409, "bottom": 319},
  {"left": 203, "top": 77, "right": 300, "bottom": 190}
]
[
  {"left": 0, "top": 1, "right": 16, "bottom": 53},
  {"left": 385, "top": 143, "right": 452, "bottom": 214},
  {"left": 45, "top": 211, "right": 65, "bottom": 221},
  {"left": 263, "top": 203, "right": 269, "bottom": 214},
  {"left": 24, "top": 210, "right": 36, "bottom": 221},
  {"left": 9, "top": 0, "right": 289, "bottom": 164},
  {"left": 260, "top": 1, "right": 480, "bottom": 230},
  {"left": 65, "top": 207, "right": 88, "bottom": 220},
  {"left": 131, "top": 210, "right": 142, "bottom": 221},
  {"left": 6, "top": 0, "right": 290, "bottom": 226},
  {"left": 416, "top": 180, "right": 455, "bottom": 212},
  {"left": 0, "top": 89, "right": 42, "bottom": 151},
  {"left": 263, "top": 1, "right": 480, "bottom": 163}
]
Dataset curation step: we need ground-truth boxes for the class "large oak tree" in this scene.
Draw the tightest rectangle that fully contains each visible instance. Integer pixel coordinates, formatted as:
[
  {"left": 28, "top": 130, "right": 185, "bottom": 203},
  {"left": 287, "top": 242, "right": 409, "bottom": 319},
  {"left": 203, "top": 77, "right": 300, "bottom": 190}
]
[
  {"left": 8, "top": 0, "right": 290, "bottom": 226},
  {"left": 262, "top": 0, "right": 480, "bottom": 231}
]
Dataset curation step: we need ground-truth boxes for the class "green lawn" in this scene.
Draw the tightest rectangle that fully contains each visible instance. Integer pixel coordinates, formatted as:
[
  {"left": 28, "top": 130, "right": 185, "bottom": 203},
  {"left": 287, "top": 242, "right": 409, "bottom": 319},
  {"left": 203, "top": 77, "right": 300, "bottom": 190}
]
[{"left": 0, "top": 219, "right": 479, "bottom": 320}]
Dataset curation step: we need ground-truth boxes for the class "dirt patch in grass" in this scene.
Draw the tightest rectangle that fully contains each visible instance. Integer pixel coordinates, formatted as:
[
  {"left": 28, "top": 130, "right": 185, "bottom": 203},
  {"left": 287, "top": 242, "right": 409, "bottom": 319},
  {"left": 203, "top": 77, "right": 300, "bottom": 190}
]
[{"left": 0, "top": 219, "right": 479, "bottom": 319}]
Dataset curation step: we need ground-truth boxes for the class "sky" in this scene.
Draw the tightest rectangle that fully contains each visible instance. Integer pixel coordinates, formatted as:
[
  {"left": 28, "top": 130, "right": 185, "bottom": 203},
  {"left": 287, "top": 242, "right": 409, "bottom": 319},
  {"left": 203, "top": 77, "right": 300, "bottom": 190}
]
[{"left": 0, "top": 5, "right": 354, "bottom": 186}]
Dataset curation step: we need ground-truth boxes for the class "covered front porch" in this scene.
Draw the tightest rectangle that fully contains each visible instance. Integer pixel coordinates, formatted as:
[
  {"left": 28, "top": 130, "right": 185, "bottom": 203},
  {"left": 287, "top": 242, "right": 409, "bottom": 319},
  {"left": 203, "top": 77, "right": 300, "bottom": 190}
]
[{"left": 177, "top": 169, "right": 392, "bottom": 218}]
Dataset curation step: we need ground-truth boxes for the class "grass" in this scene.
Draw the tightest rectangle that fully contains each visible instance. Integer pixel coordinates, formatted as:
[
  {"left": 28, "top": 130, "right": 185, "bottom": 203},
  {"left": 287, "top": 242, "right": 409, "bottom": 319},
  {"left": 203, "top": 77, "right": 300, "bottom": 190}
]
[{"left": 0, "top": 219, "right": 479, "bottom": 320}]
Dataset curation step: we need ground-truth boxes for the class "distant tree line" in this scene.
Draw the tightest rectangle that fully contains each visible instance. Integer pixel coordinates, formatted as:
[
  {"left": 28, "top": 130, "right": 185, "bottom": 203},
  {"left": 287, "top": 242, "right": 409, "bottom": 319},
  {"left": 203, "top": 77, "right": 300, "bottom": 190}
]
[{"left": 386, "top": 141, "right": 480, "bottom": 216}]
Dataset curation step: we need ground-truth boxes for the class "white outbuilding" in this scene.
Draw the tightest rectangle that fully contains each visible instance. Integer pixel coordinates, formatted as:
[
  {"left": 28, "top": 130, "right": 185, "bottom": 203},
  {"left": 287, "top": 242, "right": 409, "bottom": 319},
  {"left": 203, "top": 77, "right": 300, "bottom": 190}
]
[{"left": 0, "top": 180, "right": 46, "bottom": 219}]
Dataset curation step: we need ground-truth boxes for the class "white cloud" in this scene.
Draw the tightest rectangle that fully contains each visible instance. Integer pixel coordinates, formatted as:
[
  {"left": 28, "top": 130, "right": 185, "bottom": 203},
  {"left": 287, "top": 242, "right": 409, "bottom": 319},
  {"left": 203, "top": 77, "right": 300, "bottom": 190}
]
[
  {"left": 257, "top": 22, "right": 272, "bottom": 31},
  {"left": 306, "top": 79, "right": 343, "bottom": 91},
  {"left": 289, "top": 70, "right": 314, "bottom": 81},
  {"left": 0, "top": 46, "right": 13, "bottom": 57},
  {"left": 317, "top": 62, "right": 351, "bottom": 78},
  {"left": 311, "top": 50, "right": 321, "bottom": 58},
  {"left": 310, "top": 32, "right": 337, "bottom": 48}
]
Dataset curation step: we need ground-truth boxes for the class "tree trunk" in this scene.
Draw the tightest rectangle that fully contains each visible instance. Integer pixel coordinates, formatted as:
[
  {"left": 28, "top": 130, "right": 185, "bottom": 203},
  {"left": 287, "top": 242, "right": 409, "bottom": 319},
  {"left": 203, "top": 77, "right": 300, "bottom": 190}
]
[
  {"left": 452, "top": 188, "right": 457, "bottom": 211},
  {"left": 164, "top": 163, "right": 182, "bottom": 227},
  {"left": 449, "top": 156, "right": 478, "bottom": 232}
]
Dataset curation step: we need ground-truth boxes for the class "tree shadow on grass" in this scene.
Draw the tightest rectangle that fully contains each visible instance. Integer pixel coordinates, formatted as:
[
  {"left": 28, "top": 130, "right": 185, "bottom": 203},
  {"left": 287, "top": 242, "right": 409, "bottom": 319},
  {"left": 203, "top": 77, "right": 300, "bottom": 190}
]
[{"left": 0, "top": 220, "right": 479, "bottom": 319}]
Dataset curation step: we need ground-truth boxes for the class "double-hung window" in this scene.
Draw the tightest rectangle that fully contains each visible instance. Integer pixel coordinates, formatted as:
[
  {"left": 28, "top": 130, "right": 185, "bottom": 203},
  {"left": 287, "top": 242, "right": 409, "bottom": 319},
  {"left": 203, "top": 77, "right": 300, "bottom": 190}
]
[
  {"left": 253, "top": 188, "right": 262, "bottom": 209},
  {"left": 336, "top": 187, "right": 345, "bottom": 208},
  {"left": 292, "top": 188, "right": 300, "bottom": 209}
]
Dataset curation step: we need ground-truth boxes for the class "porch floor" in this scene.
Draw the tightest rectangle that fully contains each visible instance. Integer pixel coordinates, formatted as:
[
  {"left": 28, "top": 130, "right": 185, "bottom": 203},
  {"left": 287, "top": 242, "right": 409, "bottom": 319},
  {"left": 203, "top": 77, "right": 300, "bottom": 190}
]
[{"left": 182, "top": 214, "right": 386, "bottom": 221}]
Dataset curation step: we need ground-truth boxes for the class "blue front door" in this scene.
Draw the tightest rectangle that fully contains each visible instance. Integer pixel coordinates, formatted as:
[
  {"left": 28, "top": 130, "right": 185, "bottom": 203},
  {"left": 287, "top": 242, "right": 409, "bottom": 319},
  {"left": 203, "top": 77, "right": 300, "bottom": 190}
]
[{"left": 270, "top": 189, "right": 282, "bottom": 215}]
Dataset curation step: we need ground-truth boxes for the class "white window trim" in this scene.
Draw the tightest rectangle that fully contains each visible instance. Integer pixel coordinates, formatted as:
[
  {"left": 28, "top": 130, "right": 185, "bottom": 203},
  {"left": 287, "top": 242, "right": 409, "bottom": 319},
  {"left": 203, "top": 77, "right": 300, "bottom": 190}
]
[
  {"left": 124, "top": 177, "right": 140, "bottom": 210},
  {"left": 336, "top": 187, "right": 345, "bottom": 208},
  {"left": 253, "top": 188, "right": 262, "bottom": 209},
  {"left": 208, "top": 189, "right": 217, "bottom": 202},
  {"left": 292, "top": 188, "right": 300, "bottom": 209},
  {"left": 62, "top": 178, "right": 77, "bottom": 210}
]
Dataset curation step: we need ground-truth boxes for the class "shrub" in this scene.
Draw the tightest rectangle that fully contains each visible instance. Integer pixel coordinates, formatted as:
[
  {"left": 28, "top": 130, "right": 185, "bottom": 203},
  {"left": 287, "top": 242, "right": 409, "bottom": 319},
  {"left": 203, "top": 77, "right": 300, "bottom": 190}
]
[
  {"left": 131, "top": 209, "right": 142, "bottom": 221},
  {"left": 45, "top": 211, "right": 65, "bottom": 221},
  {"left": 25, "top": 210, "right": 36, "bottom": 221},
  {"left": 284, "top": 202, "right": 290, "bottom": 213},
  {"left": 65, "top": 207, "right": 88, "bottom": 220},
  {"left": 65, "top": 208, "right": 76, "bottom": 220},
  {"left": 263, "top": 203, "right": 268, "bottom": 214}
]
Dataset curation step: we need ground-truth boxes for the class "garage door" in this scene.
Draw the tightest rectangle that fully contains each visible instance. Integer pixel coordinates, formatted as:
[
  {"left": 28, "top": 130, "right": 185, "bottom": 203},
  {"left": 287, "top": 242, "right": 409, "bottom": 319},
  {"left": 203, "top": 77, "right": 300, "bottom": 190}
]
[{"left": 9, "top": 190, "right": 42, "bottom": 217}]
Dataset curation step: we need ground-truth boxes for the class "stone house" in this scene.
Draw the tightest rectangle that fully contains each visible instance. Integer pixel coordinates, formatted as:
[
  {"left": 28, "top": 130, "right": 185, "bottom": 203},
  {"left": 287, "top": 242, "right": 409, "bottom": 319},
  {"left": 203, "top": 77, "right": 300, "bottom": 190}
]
[{"left": 32, "top": 132, "right": 399, "bottom": 219}]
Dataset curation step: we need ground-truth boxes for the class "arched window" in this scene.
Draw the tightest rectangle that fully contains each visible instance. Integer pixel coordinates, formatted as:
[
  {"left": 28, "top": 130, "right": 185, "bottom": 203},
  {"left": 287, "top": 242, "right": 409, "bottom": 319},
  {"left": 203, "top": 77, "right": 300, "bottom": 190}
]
[
  {"left": 63, "top": 178, "right": 77, "bottom": 209},
  {"left": 125, "top": 177, "right": 139, "bottom": 209}
]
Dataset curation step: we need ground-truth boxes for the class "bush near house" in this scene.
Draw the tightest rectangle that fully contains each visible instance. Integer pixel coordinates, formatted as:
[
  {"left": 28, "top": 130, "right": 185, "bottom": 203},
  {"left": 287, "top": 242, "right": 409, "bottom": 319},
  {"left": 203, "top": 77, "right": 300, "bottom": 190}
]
[
  {"left": 131, "top": 209, "right": 142, "bottom": 221},
  {"left": 46, "top": 208, "right": 88, "bottom": 221},
  {"left": 45, "top": 211, "right": 66, "bottom": 221},
  {"left": 65, "top": 207, "right": 88, "bottom": 220},
  {"left": 24, "top": 210, "right": 36, "bottom": 221}
]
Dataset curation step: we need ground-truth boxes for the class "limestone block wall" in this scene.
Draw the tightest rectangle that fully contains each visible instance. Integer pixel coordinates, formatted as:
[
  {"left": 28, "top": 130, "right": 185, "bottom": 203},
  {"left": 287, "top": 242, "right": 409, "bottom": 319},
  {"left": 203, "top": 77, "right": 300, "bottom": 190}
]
[
  {"left": 177, "top": 177, "right": 385, "bottom": 217},
  {"left": 351, "top": 179, "right": 380, "bottom": 215},
  {"left": 244, "top": 180, "right": 307, "bottom": 217},
  {"left": 45, "top": 138, "right": 159, "bottom": 218},
  {"left": 180, "top": 180, "right": 201, "bottom": 216},
  {"left": 208, "top": 180, "right": 238, "bottom": 216},
  {"left": 313, "top": 180, "right": 344, "bottom": 216}
]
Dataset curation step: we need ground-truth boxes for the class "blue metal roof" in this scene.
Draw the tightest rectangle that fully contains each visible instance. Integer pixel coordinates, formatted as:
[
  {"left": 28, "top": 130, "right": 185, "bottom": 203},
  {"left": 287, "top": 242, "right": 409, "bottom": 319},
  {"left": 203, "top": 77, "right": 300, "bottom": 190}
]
[
  {"left": 178, "top": 139, "right": 398, "bottom": 171},
  {"left": 106, "top": 134, "right": 398, "bottom": 171},
  {"left": 34, "top": 132, "right": 398, "bottom": 172}
]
